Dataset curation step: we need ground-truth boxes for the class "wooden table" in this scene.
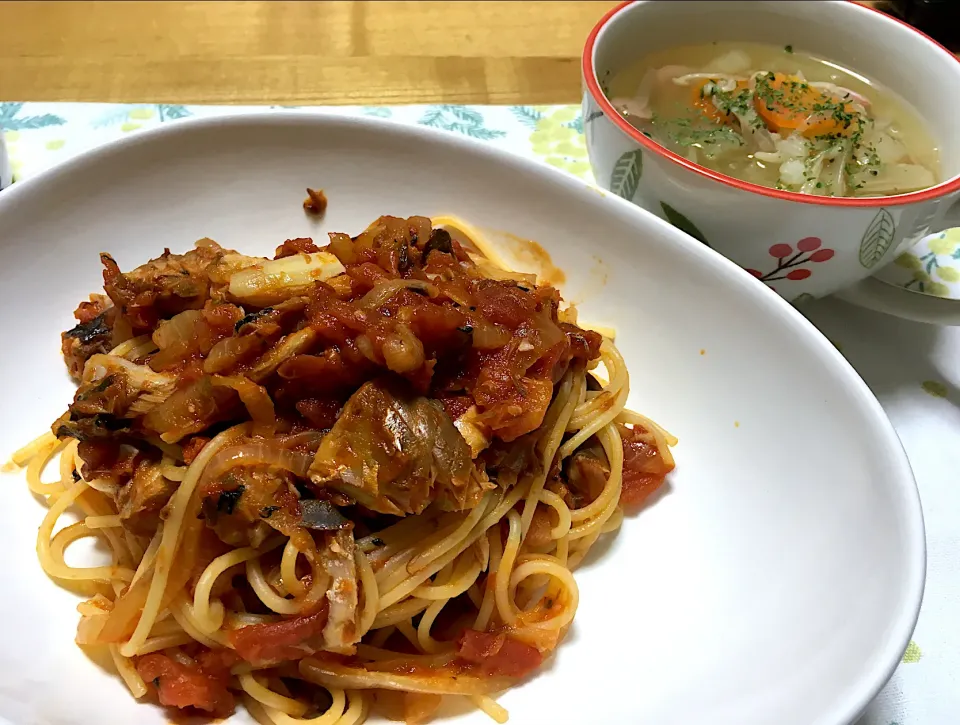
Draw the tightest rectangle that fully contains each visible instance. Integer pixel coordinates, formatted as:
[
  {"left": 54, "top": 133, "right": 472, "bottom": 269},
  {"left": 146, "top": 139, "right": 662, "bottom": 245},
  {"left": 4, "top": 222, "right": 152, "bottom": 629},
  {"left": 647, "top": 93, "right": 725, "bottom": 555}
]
[{"left": 0, "top": 1, "right": 618, "bottom": 106}]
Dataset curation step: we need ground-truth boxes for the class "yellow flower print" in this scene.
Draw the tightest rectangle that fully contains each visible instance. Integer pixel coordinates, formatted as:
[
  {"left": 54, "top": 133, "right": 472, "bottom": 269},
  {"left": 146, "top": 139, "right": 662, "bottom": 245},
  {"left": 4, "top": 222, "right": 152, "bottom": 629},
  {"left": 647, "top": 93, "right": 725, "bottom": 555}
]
[
  {"left": 921, "top": 380, "right": 947, "bottom": 398},
  {"left": 894, "top": 253, "right": 922, "bottom": 270},
  {"left": 937, "top": 266, "right": 959, "bottom": 283},
  {"left": 901, "top": 232, "right": 960, "bottom": 296},
  {"left": 527, "top": 106, "right": 591, "bottom": 180},
  {"left": 928, "top": 230, "right": 960, "bottom": 255},
  {"left": 901, "top": 640, "right": 922, "bottom": 663},
  {"left": 128, "top": 107, "right": 155, "bottom": 120}
]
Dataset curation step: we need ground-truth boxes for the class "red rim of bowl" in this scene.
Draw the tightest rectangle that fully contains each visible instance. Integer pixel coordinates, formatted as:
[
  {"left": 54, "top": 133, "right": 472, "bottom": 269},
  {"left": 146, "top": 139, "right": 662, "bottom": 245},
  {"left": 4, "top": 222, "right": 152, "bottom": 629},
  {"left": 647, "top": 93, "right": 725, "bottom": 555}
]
[{"left": 582, "top": 0, "right": 960, "bottom": 207}]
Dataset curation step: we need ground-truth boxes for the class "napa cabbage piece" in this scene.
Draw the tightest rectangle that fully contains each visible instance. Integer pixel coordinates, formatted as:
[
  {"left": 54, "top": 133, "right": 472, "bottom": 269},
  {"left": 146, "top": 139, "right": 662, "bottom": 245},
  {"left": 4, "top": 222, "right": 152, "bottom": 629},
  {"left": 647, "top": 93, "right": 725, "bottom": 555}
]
[
  {"left": 228, "top": 252, "right": 346, "bottom": 306},
  {"left": 53, "top": 354, "right": 180, "bottom": 442},
  {"left": 308, "top": 378, "right": 489, "bottom": 516}
]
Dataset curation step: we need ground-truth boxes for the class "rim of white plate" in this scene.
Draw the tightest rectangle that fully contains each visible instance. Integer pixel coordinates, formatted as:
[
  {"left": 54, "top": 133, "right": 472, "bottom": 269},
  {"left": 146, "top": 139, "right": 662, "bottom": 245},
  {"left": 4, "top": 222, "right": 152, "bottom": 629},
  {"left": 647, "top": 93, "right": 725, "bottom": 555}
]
[{"left": 0, "top": 111, "right": 926, "bottom": 725}]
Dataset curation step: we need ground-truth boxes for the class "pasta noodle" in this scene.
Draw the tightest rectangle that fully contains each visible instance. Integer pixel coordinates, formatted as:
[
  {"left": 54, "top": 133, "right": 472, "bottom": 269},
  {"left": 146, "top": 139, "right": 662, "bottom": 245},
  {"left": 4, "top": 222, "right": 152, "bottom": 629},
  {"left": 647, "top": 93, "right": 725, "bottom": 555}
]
[{"left": 14, "top": 212, "right": 675, "bottom": 724}]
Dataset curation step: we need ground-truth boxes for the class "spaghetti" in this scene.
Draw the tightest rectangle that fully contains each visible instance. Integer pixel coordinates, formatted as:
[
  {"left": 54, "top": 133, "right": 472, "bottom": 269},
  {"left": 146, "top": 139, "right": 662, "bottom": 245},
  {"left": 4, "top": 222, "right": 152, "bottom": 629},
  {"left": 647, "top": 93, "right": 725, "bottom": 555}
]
[{"left": 14, "top": 214, "right": 676, "bottom": 724}]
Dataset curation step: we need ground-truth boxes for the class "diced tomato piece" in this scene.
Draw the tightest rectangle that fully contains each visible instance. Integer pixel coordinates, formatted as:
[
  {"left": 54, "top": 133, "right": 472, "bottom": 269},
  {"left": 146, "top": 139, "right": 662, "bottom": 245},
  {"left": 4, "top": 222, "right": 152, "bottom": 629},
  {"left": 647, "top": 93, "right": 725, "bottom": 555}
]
[
  {"left": 456, "top": 629, "right": 544, "bottom": 678},
  {"left": 620, "top": 471, "right": 664, "bottom": 509},
  {"left": 74, "top": 297, "right": 108, "bottom": 323},
  {"left": 474, "top": 281, "right": 538, "bottom": 329},
  {"left": 180, "top": 435, "right": 210, "bottom": 465},
  {"left": 295, "top": 397, "right": 343, "bottom": 429},
  {"left": 619, "top": 424, "right": 674, "bottom": 510},
  {"left": 228, "top": 602, "right": 329, "bottom": 665},
  {"left": 275, "top": 237, "right": 321, "bottom": 259},
  {"left": 136, "top": 650, "right": 236, "bottom": 716},
  {"left": 436, "top": 394, "right": 474, "bottom": 423}
]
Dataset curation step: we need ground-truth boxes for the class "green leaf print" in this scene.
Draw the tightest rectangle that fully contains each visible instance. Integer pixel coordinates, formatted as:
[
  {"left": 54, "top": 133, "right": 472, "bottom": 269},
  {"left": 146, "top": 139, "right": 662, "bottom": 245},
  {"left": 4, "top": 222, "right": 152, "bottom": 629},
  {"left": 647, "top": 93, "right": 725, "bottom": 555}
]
[
  {"left": 466, "top": 127, "right": 509, "bottom": 140},
  {"left": 450, "top": 106, "right": 483, "bottom": 126},
  {"left": 563, "top": 116, "right": 584, "bottom": 134},
  {"left": 0, "top": 103, "right": 65, "bottom": 130},
  {"left": 363, "top": 107, "right": 393, "bottom": 118},
  {"left": 859, "top": 208, "right": 896, "bottom": 269},
  {"left": 510, "top": 106, "right": 543, "bottom": 128},
  {"left": 418, "top": 105, "right": 506, "bottom": 140},
  {"left": 92, "top": 107, "right": 135, "bottom": 129},
  {"left": 156, "top": 105, "right": 191, "bottom": 122},
  {"left": 660, "top": 202, "right": 710, "bottom": 247},
  {"left": 609, "top": 149, "right": 643, "bottom": 200}
]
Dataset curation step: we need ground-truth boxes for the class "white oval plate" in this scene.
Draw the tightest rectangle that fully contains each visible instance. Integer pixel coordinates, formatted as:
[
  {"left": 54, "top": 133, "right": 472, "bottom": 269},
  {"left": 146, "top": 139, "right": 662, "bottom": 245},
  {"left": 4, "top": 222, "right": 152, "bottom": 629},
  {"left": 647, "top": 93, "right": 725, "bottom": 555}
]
[{"left": 0, "top": 114, "right": 924, "bottom": 725}]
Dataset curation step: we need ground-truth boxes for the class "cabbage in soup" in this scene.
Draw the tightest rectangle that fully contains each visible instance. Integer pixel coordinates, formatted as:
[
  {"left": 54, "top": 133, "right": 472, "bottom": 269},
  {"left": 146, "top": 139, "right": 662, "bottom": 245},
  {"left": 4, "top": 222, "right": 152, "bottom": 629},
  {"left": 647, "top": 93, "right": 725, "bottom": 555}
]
[{"left": 608, "top": 42, "right": 941, "bottom": 197}]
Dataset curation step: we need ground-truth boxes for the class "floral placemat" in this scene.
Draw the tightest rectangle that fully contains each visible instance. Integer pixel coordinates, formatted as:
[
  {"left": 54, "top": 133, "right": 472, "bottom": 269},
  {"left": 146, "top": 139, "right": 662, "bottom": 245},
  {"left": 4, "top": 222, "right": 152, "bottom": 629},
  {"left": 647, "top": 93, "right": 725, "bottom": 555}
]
[
  {"left": 2, "top": 100, "right": 958, "bottom": 300},
  {"left": 2, "top": 101, "right": 959, "bottom": 725}
]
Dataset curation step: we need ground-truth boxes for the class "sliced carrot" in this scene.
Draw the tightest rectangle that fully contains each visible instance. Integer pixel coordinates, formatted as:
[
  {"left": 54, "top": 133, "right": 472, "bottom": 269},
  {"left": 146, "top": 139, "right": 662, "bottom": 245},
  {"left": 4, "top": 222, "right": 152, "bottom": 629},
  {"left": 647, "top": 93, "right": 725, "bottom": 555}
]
[
  {"left": 691, "top": 79, "right": 750, "bottom": 125},
  {"left": 753, "top": 72, "right": 860, "bottom": 138},
  {"left": 799, "top": 104, "right": 860, "bottom": 139}
]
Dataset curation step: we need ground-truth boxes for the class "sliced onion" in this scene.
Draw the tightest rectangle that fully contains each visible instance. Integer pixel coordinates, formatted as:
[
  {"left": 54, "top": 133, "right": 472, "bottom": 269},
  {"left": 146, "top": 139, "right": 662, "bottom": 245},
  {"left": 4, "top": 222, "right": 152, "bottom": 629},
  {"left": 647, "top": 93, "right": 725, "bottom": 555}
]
[
  {"left": 247, "top": 328, "right": 318, "bottom": 383},
  {"left": 211, "top": 376, "right": 277, "bottom": 435},
  {"left": 471, "top": 319, "right": 511, "bottom": 350},
  {"left": 355, "top": 334, "right": 378, "bottom": 364},
  {"left": 152, "top": 310, "right": 204, "bottom": 350},
  {"left": 382, "top": 324, "right": 425, "bottom": 373},
  {"left": 671, "top": 72, "right": 745, "bottom": 87},
  {"left": 328, "top": 232, "right": 356, "bottom": 265},
  {"left": 702, "top": 49, "right": 751, "bottom": 75},
  {"left": 299, "top": 658, "right": 513, "bottom": 695},
  {"left": 359, "top": 279, "right": 438, "bottom": 310},
  {"left": 857, "top": 163, "right": 936, "bottom": 195},
  {"left": 150, "top": 310, "right": 206, "bottom": 370},
  {"left": 201, "top": 443, "right": 314, "bottom": 486},
  {"left": 203, "top": 335, "right": 263, "bottom": 374},
  {"left": 277, "top": 430, "right": 325, "bottom": 452},
  {"left": 469, "top": 257, "right": 538, "bottom": 286},
  {"left": 353, "top": 220, "right": 386, "bottom": 252}
]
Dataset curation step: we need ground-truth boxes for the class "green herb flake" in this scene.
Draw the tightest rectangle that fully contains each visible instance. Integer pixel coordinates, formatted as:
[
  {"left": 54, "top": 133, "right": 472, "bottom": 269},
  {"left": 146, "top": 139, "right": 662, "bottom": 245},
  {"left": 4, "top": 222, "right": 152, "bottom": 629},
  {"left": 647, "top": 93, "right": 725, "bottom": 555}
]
[
  {"left": 217, "top": 485, "right": 246, "bottom": 515},
  {"left": 784, "top": 44, "right": 794, "bottom": 53}
]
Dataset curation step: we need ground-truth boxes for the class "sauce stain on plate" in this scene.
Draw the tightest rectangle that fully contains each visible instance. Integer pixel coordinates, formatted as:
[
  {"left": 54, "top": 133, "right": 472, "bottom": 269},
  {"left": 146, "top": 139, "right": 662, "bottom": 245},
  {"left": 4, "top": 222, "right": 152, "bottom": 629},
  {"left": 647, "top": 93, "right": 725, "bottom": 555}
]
[
  {"left": 500, "top": 231, "right": 567, "bottom": 287},
  {"left": 570, "top": 254, "right": 611, "bottom": 308}
]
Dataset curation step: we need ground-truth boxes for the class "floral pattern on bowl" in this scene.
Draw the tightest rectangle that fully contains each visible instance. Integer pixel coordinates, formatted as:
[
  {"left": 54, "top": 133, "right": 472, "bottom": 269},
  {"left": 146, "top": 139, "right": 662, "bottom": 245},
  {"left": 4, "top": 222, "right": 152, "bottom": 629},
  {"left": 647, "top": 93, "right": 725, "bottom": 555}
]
[{"left": 872, "top": 227, "right": 960, "bottom": 300}]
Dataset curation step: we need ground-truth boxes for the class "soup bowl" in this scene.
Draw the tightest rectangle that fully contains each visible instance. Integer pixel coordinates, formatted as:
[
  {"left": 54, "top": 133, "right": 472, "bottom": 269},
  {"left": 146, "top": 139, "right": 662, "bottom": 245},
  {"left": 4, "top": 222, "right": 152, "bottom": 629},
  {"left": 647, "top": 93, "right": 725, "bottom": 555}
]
[{"left": 583, "top": 0, "right": 960, "bottom": 323}]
